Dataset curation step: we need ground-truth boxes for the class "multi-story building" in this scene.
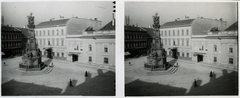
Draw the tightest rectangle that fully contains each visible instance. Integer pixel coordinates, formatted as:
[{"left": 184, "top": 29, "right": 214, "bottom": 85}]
[
  {"left": 66, "top": 20, "right": 115, "bottom": 68},
  {"left": 35, "top": 17, "right": 102, "bottom": 60},
  {"left": 1, "top": 25, "right": 23, "bottom": 58},
  {"left": 160, "top": 17, "right": 227, "bottom": 60},
  {"left": 17, "top": 27, "right": 29, "bottom": 54},
  {"left": 206, "top": 21, "right": 238, "bottom": 67},
  {"left": 125, "top": 25, "right": 151, "bottom": 57}
]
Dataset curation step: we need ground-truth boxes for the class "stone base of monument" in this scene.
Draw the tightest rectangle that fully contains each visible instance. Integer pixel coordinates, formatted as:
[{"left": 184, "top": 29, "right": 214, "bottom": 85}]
[
  {"left": 19, "top": 56, "right": 46, "bottom": 71},
  {"left": 144, "top": 56, "right": 169, "bottom": 71}
]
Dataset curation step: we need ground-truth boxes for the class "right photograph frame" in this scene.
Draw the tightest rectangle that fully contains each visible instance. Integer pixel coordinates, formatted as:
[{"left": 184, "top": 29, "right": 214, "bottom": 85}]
[{"left": 124, "top": 2, "right": 238, "bottom": 96}]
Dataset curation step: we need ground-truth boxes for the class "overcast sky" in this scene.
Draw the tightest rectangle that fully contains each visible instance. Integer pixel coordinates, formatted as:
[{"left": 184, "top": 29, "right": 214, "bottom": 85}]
[
  {"left": 125, "top": 2, "right": 237, "bottom": 27},
  {"left": 2, "top": 1, "right": 113, "bottom": 27}
]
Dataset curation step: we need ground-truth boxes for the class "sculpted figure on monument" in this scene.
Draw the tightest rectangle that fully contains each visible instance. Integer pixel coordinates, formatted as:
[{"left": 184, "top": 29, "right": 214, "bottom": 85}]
[
  {"left": 152, "top": 13, "right": 160, "bottom": 29},
  {"left": 27, "top": 13, "right": 35, "bottom": 29}
]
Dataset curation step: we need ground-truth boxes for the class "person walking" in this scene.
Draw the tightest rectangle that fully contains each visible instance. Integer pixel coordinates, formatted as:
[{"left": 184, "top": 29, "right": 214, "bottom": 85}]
[
  {"left": 194, "top": 79, "right": 197, "bottom": 87},
  {"left": 69, "top": 79, "right": 73, "bottom": 87},
  {"left": 85, "top": 71, "right": 88, "bottom": 77}
]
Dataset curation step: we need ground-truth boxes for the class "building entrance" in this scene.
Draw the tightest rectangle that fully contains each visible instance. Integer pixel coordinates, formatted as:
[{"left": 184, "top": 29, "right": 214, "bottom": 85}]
[
  {"left": 197, "top": 55, "right": 203, "bottom": 62},
  {"left": 46, "top": 48, "right": 53, "bottom": 59},
  {"left": 172, "top": 48, "right": 178, "bottom": 59},
  {"left": 72, "top": 54, "right": 78, "bottom": 62}
]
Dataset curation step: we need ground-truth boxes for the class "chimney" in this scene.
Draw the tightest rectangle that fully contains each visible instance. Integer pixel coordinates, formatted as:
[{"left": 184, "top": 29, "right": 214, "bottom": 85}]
[
  {"left": 220, "top": 18, "right": 222, "bottom": 21},
  {"left": 94, "top": 18, "right": 97, "bottom": 21}
]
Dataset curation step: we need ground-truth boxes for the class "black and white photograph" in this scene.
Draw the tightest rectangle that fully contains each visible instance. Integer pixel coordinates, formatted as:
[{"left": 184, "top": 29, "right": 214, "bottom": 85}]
[
  {"left": 125, "top": 2, "right": 238, "bottom": 96},
  {"left": 1, "top": 1, "right": 116, "bottom": 96}
]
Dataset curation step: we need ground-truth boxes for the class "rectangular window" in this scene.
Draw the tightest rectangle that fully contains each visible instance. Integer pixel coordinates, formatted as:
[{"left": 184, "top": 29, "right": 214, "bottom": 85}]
[
  {"left": 169, "top": 39, "right": 171, "bottom": 45},
  {"left": 229, "top": 58, "right": 233, "bottom": 64},
  {"left": 89, "top": 56, "right": 92, "bottom": 62},
  {"left": 61, "top": 38, "right": 64, "bottom": 46},
  {"left": 52, "top": 38, "right": 55, "bottom": 46},
  {"left": 182, "top": 30, "right": 184, "bottom": 35},
  {"left": 182, "top": 38, "right": 184, "bottom": 46},
  {"left": 89, "top": 45, "right": 92, "bottom": 51},
  {"left": 43, "top": 30, "right": 45, "bottom": 36},
  {"left": 52, "top": 30, "right": 54, "bottom": 35},
  {"left": 173, "top": 30, "right": 175, "bottom": 36},
  {"left": 187, "top": 53, "right": 189, "bottom": 57},
  {"left": 104, "top": 57, "right": 108, "bottom": 64},
  {"left": 229, "top": 47, "right": 233, "bottom": 53},
  {"left": 165, "top": 31, "right": 167, "bottom": 36},
  {"left": 186, "top": 29, "right": 189, "bottom": 35},
  {"left": 62, "top": 53, "right": 64, "bottom": 57},
  {"left": 182, "top": 53, "right": 185, "bottom": 57},
  {"left": 169, "top": 30, "right": 171, "bottom": 36},
  {"left": 214, "top": 45, "right": 217, "bottom": 52},
  {"left": 40, "top": 31, "right": 42, "bottom": 36},
  {"left": 57, "top": 52, "right": 59, "bottom": 57},
  {"left": 104, "top": 47, "right": 108, "bottom": 52},
  {"left": 48, "top": 30, "right": 50, "bottom": 35},
  {"left": 61, "top": 29, "right": 64, "bottom": 35},
  {"left": 53, "top": 52, "right": 55, "bottom": 56},
  {"left": 214, "top": 57, "right": 217, "bottom": 62},
  {"left": 177, "top": 30, "right": 179, "bottom": 35},
  {"left": 177, "top": 52, "right": 180, "bottom": 56},
  {"left": 186, "top": 38, "right": 189, "bottom": 46},
  {"left": 57, "top": 38, "right": 59, "bottom": 46}
]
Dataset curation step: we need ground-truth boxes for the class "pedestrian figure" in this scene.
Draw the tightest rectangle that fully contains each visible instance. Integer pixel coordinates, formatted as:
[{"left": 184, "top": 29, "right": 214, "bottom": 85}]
[
  {"left": 85, "top": 71, "right": 88, "bottom": 77},
  {"left": 129, "top": 62, "right": 131, "bottom": 66},
  {"left": 194, "top": 79, "right": 197, "bottom": 87},
  {"left": 3, "top": 62, "right": 6, "bottom": 66},
  {"left": 69, "top": 79, "right": 73, "bottom": 87},
  {"left": 210, "top": 71, "right": 213, "bottom": 77}
]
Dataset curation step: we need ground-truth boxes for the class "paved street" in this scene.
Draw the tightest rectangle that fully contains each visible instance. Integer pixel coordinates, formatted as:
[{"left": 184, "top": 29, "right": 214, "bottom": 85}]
[
  {"left": 125, "top": 56, "right": 238, "bottom": 96},
  {"left": 2, "top": 57, "right": 115, "bottom": 96}
]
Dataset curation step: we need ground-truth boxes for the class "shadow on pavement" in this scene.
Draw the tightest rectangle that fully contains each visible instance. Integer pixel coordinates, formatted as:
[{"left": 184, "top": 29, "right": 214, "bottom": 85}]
[
  {"left": 168, "top": 59, "right": 178, "bottom": 66},
  {"left": 2, "top": 79, "right": 62, "bottom": 95},
  {"left": 125, "top": 79, "right": 187, "bottom": 96},
  {"left": 125, "top": 69, "right": 238, "bottom": 96},
  {"left": 187, "top": 69, "right": 238, "bottom": 95},
  {"left": 43, "top": 59, "right": 52, "bottom": 66},
  {"left": 62, "top": 69, "right": 115, "bottom": 96}
]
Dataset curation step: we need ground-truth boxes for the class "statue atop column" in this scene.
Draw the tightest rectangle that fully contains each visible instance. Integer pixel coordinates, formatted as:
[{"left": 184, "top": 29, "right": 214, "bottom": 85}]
[
  {"left": 27, "top": 13, "right": 35, "bottom": 29},
  {"left": 152, "top": 13, "right": 160, "bottom": 29}
]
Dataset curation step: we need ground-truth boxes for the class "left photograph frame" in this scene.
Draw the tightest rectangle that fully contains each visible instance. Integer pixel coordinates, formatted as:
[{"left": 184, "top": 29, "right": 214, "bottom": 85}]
[{"left": 1, "top": 1, "right": 116, "bottom": 96}]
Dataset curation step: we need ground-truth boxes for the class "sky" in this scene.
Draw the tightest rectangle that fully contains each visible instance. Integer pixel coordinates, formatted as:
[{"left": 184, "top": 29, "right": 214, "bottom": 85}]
[
  {"left": 125, "top": 2, "right": 237, "bottom": 28},
  {"left": 2, "top": 1, "right": 113, "bottom": 27}
]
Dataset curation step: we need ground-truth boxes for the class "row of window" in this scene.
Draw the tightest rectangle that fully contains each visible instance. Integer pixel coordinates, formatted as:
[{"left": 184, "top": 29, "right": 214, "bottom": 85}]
[
  {"left": 88, "top": 44, "right": 109, "bottom": 53},
  {"left": 125, "top": 34, "right": 148, "bottom": 40},
  {"left": 2, "top": 42, "right": 22, "bottom": 48},
  {"left": 160, "top": 29, "right": 189, "bottom": 36},
  {"left": 125, "top": 41, "right": 147, "bottom": 48},
  {"left": 168, "top": 51, "right": 190, "bottom": 58},
  {"left": 35, "top": 29, "right": 64, "bottom": 36},
  {"left": 37, "top": 38, "right": 64, "bottom": 46},
  {"left": 2, "top": 34, "right": 22, "bottom": 40},
  {"left": 88, "top": 56, "right": 109, "bottom": 64},
  {"left": 44, "top": 51, "right": 65, "bottom": 57},
  {"left": 214, "top": 45, "right": 233, "bottom": 53},
  {"left": 213, "top": 57, "right": 234, "bottom": 64},
  {"left": 162, "top": 38, "right": 189, "bottom": 46}
]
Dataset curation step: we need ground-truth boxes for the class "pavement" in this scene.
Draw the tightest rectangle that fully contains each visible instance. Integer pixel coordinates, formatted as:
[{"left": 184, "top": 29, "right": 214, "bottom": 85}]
[
  {"left": 125, "top": 56, "right": 238, "bottom": 96},
  {"left": 2, "top": 56, "right": 115, "bottom": 96}
]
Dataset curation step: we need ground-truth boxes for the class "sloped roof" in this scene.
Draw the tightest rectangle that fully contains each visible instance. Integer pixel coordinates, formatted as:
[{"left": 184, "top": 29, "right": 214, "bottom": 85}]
[
  {"left": 125, "top": 25, "right": 146, "bottom": 32},
  {"left": 36, "top": 19, "right": 70, "bottom": 28},
  {"left": 142, "top": 27, "right": 155, "bottom": 37},
  {"left": 100, "top": 20, "right": 115, "bottom": 30},
  {"left": 1, "top": 25, "right": 21, "bottom": 32},
  {"left": 225, "top": 21, "right": 238, "bottom": 31},
  {"left": 16, "top": 27, "right": 29, "bottom": 37},
  {"left": 161, "top": 19, "right": 195, "bottom": 29}
]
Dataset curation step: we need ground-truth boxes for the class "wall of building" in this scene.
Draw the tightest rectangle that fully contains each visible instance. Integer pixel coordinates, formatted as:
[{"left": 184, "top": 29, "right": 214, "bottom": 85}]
[
  {"left": 160, "top": 26, "right": 192, "bottom": 60},
  {"left": 35, "top": 26, "right": 67, "bottom": 59},
  {"left": 1, "top": 26, "right": 23, "bottom": 58},
  {"left": 66, "top": 35, "right": 115, "bottom": 67},
  {"left": 191, "top": 35, "right": 208, "bottom": 62},
  {"left": 207, "top": 36, "right": 238, "bottom": 67}
]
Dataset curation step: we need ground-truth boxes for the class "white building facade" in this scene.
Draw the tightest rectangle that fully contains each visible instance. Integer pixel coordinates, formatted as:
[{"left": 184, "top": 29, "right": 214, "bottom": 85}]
[{"left": 35, "top": 17, "right": 102, "bottom": 60}]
